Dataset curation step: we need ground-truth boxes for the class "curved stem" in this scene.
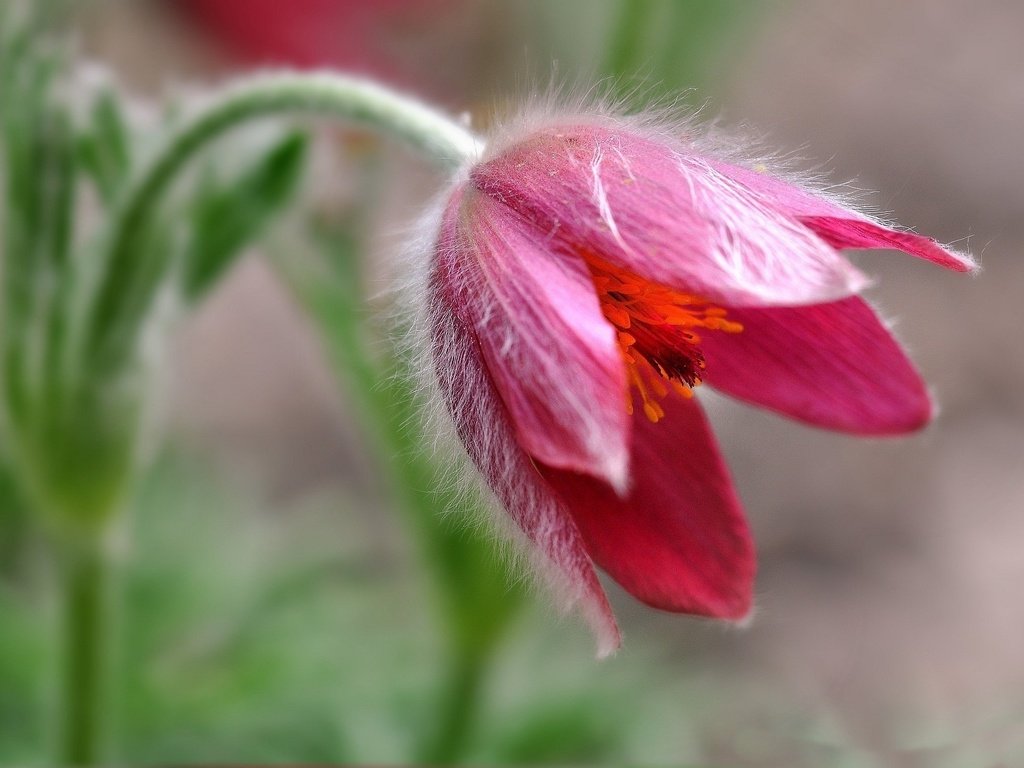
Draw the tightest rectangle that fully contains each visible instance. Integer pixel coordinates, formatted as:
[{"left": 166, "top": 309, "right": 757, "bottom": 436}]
[{"left": 85, "top": 72, "right": 481, "bottom": 361}]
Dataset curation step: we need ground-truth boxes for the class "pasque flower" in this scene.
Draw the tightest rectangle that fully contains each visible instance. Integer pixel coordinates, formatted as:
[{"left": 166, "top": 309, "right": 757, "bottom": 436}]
[{"left": 426, "top": 114, "right": 973, "bottom": 655}]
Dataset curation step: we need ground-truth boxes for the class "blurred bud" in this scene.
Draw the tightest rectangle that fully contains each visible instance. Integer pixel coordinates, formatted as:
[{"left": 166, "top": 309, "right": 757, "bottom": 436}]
[{"left": 174, "top": 0, "right": 466, "bottom": 96}]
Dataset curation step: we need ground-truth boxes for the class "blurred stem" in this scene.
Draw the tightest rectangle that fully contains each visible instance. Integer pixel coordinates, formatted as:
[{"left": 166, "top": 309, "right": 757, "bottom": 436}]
[
  {"left": 295, "top": 217, "right": 524, "bottom": 763},
  {"left": 56, "top": 530, "right": 114, "bottom": 766},
  {"left": 602, "top": 0, "right": 656, "bottom": 81},
  {"left": 419, "top": 648, "right": 488, "bottom": 765},
  {"left": 86, "top": 72, "right": 480, "bottom": 365},
  {"left": 334, "top": 331, "right": 501, "bottom": 765}
]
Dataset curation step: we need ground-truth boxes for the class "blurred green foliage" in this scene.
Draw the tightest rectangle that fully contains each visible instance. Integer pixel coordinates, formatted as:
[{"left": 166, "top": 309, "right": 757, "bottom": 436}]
[
  {"left": 601, "top": 0, "right": 761, "bottom": 95},
  {"left": 7, "top": 445, "right": 1010, "bottom": 763},
  {"left": 183, "top": 132, "right": 309, "bottom": 301},
  {"left": 527, "top": 0, "right": 765, "bottom": 101},
  {"left": 0, "top": 10, "right": 352, "bottom": 762},
  {"left": 0, "top": 452, "right": 697, "bottom": 763},
  {"left": 0, "top": 9, "right": 311, "bottom": 535},
  {"left": 76, "top": 90, "right": 133, "bottom": 208},
  {"left": 286, "top": 193, "right": 527, "bottom": 763}
]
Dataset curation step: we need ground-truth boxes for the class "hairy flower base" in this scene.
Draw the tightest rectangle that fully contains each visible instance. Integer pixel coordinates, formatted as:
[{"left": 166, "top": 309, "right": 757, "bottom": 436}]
[{"left": 426, "top": 117, "right": 974, "bottom": 654}]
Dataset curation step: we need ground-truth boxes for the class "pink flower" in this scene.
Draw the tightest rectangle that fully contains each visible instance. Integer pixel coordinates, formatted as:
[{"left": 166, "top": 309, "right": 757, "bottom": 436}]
[{"left": 426, "top": 118, "right": 973, "bottom": 656}]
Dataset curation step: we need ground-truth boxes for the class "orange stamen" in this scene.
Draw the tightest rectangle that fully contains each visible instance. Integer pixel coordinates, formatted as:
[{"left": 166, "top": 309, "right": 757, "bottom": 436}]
[{"left": 585, "top": 252, "right": 742, "bottom": 422}]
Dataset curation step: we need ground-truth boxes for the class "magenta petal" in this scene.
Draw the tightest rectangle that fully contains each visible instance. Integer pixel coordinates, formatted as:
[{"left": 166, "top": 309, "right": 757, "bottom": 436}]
[
  {"left": 473, "top": 126, "right": 868, "bottom": 307},
  {"left": 701, "top": 297, "right": 933, "bottom": 434},
  {"left": 429, "top": 266, "right": 621, "bottom": 656},
  {"left": 437, "top": 188, "right": 631, "bottom": 489},
  {"left": 709, "top": 159, "right": 975, "bottom": 272},
  {"left": 541, "top": 394, "right": 755, "bottom": 619},
  {"left": 801, "top": 216, "right": 975, "bottom": 272}
]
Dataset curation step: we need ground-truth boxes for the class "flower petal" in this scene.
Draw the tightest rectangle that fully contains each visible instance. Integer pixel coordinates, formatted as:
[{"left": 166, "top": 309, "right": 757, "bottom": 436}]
[
  {"left": 437, "top": 187, "right": 631, "bottom": 490},
  {"left": 540, "top": 394, "right": 755, "bottom": 619},
  {"left": 700, "top": 296, "right": 933, "bottom": 434},
  {"left": 708, "top": 159, "right": 976, "bottom": 272},
  {"left": 429, "top": 263, "right": 621, "bottom": 656},
  {"left": 473, "top": 125, "right": 867, "bottom": 307},
  {"left": 801, "top": 217, "right": 975, "bottom": 272}
]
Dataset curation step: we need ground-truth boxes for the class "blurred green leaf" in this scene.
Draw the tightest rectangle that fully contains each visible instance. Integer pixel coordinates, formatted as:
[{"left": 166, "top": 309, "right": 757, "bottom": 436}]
[
  {"left": 77, "top": 90, "right": 133, "bottom": 206},
  {"left": 488, "top": 699, "right": 622, "bottom": 763},
  {"left": 183, "top": 131, "right": 309, "bottom": 301},
  {"left": 113, "top": 452, "right": 418, "bottom": 764},
  {"left": 0, "top": 458, "right": 30, "bottom": 578},
  {"left": 1, "top": 32, "right": 59, "bottom": 338},
  {"left": 0, "top": 583, "right": 47, "bottom": 760},
  {"left": 600, "top": 0, "right": 763, "bottom": 98},
  {"left": 602, "top": 0, "right": 659, "bottom": 82},
  {"left": 0, "top": 16, "right": 132, "bottom": 533},
  {"left": 655, "top": 1, "right": 757, "bottom": 93},
  {"left": 83, "top": 121, "right": 308, "bottom": 381},
  {"left": 104, "top": 452, "right": 701, "bottom": 765}
]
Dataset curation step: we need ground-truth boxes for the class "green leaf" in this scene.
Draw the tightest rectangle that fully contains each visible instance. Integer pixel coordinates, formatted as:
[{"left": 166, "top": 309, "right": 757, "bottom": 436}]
[
  {"left": 1, "top": 18, "right": 79, "bottom": 443},
  {"left": 489, "top": 700, "right": 623, "bottom": 763},
  {"left": 600, "top": 0, "right": 762, "bottom": 98},
  {"left": 84, "top": 219, "right": 173, "bottom": 377},
  {"left": 182, "top": 131, "right": 309, "bottom": 301},
  {"left": 2, "top": 37, "right": 57, "bottom": 333},
  {"left": 76, "top": 89, "right": 133, "bottom": 206}
]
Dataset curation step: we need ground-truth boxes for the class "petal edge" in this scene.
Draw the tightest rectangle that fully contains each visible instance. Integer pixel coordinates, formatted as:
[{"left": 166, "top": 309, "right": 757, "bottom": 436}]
[
  {"left": 541, "top": 394, "right": 755, "bottom": 620},
  {"left": 429, "top": 252, "right": 623, "bottom": 655},
  {"left": 438, "top": 188, "right": 632, "bottom": 491},
  {"left": 701, "top": 297, "right": 934, "bottom": 435}
]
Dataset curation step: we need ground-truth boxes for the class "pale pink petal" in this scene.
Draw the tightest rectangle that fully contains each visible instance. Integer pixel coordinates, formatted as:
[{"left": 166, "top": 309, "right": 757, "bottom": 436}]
[
  {"left": 429, "top": 262, "right": 621, "bottom": 656},
  {"left": 473, "top": 126, "right": 867, "bottom": 307},
  {"left": 708, "top": 159, "right": 975, "bottom": 272},
  {"left": 437, "top": 188, "right": 631, "bottom": 489},
  {"left": 540, "top": 394, "right": 755, "bottom": 619},
  {"left": 700, "top": 297, "right": 933, "bottom": 434}
]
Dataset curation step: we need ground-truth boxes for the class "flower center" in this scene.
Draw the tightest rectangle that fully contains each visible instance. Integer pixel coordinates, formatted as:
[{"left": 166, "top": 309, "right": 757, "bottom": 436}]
[{"left": 583, "top": 253, "right": 743, "bottom": 423}]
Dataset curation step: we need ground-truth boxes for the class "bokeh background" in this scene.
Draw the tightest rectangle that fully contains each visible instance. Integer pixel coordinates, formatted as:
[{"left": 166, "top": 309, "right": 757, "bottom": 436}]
[{"left": 1, "top": 1, "right": 1021, "bottom": 765}]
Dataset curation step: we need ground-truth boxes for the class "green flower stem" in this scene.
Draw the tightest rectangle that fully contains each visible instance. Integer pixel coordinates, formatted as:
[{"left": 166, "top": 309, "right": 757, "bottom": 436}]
[
  {"left": 56, "top": 531, "right": 113, "bottom": 766},
  {"left": 85, "top": 72, "right": 481, "bottom": 364},
  {"left": 420, "top": 648, "right": 488, "bottom": 765},
  {"left": 294, "top": 225, "right": 521, "bottom": 762}
]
